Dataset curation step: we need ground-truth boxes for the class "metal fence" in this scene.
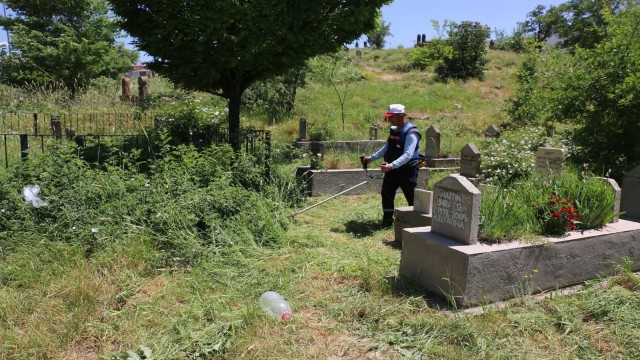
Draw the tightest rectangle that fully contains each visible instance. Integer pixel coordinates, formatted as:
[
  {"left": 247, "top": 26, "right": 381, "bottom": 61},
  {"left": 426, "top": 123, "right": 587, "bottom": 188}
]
[
  {"left": 1, "top": 128, "right": 272, "bottom": 172},
  {"left": 0, "top": 112, "right": 154, "bottom": 136}
]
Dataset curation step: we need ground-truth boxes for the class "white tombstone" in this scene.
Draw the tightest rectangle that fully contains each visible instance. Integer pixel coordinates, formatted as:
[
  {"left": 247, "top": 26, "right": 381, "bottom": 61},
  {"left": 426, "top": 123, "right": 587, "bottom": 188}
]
[{"left": 431, "top": 174, "right": 481, "bottom": 245}]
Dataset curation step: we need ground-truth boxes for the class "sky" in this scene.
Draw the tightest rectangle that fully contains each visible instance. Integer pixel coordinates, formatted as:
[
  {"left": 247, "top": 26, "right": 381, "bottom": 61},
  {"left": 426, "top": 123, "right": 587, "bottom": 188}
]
[
  {"left": 371, "top": 0, "right": 566, "bottom": 49},
  {"left": 0, "top": 0, "right": 566, "bottom": 62}
]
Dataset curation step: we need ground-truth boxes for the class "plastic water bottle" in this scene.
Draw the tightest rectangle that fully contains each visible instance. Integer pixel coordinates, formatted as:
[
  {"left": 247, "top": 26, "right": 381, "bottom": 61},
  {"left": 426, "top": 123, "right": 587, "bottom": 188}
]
[{"left": 259, "top": 291, "right": 292, "bottom": 321}]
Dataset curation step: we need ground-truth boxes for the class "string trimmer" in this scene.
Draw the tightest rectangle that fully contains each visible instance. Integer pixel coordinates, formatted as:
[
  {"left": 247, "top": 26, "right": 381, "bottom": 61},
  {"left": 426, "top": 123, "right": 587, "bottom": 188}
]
[{"left": 290, "top": 155, "right": 383, "bottom": 218}]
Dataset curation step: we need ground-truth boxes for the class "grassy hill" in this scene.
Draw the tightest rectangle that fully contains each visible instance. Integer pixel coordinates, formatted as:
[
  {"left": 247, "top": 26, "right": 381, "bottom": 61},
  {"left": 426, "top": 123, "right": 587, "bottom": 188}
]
[{"left": 2, "top": 48, "right": 640, "bottom": 359}]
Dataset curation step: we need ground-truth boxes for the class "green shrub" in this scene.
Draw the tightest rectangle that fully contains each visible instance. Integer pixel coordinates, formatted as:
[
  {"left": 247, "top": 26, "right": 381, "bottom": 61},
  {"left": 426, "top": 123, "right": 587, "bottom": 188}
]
[
  {"left": 436, "top": 21, "right": 490, "bottom": 80},
  {"left": 410, "top": 39, "right": 452, "bottom": 71},
  {"left": 479, "top": 127, "right": 547, "bottom": 185}
]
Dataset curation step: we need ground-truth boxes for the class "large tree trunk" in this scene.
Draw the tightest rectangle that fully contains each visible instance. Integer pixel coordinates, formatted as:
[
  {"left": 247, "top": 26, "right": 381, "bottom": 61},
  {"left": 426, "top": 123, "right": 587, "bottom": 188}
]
[{"left": 228, "top": 93, "right": 242, "bottom": 152}]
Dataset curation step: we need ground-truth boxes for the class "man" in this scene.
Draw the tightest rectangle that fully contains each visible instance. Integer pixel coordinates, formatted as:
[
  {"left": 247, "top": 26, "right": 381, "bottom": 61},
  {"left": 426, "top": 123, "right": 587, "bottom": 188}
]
[{"left": 362, "top": 104, "right": 421, "bottom": 226}]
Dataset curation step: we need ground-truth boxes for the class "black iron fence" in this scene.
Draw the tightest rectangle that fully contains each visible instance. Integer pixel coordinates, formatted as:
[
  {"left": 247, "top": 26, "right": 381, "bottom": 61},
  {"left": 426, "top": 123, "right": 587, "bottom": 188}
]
[
  {"left": 1, "top": 128, "right": 271, "bottom": 172},
  {"left": 0, "top": 112, "right": 154, "bottom": 136}
]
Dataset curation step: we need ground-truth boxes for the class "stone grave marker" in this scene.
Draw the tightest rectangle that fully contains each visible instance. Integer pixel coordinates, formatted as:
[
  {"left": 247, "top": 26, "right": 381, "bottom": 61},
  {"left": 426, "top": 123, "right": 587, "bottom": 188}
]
[
  {"left": 431, "top": 174, "right": 481, "bottom": 245},
  {"left": 425, "top": 125, "right": 441, "bottom": 158},
  {"left": 460, "top": 143, "right": 481, "bottom": 178},
  {"left": 50, "top": 115, "right": 62, "bottom": 139},
  {"left": 356, "top": 50, "right": 362, "bottom": 59},
  {"left": 413, "top": 189, "right": 433, "bottom": 214},
  {"left": 485, "top": 125, "right": 500, "bottom": 139},
  {"left": 298, "top": 117, "right": 307, "bottom": 141},
  {"left": 600, "top": 178, "right": 622, "bottom": 223},
  {"left": 535, "top": 147, "right": 565, "bottom": 176},
  {"left": 621, "top": 164, "right": 640, "bottom": 219}
]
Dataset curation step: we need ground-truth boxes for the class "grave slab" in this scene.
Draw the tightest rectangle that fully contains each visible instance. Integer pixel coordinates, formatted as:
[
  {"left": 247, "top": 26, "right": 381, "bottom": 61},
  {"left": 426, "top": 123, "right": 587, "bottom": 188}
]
[
  {"left": 394, "top": 206, "right": 432, "bottom": 242},
  {"left": 399, "top": 220, "right": 640, "bottom": 308}
]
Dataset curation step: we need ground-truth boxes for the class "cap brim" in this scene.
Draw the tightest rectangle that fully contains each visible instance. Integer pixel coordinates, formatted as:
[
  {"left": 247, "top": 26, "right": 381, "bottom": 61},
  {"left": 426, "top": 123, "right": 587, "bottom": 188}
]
[{"left": 384, "top": 113, "right": 394, "bottom": 118}]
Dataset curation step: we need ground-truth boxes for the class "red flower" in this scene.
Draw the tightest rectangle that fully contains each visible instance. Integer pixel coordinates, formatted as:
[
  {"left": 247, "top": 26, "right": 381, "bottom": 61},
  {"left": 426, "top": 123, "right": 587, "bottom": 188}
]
[
  {"left": 551, "top": 191, "right": 557, "bottom": 196},
  {"left": 553, "top": 211, "right": 560, "bottom": 218}
]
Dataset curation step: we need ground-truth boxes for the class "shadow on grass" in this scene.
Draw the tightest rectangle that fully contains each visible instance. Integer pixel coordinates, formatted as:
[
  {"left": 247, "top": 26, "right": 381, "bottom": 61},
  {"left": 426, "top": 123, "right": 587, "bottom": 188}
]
[
  {"left": 331, "top": 219, "right": 393, "bottom": 238},
  {"left": 387, "top": 275, "right": 456, "bottom": 311}
]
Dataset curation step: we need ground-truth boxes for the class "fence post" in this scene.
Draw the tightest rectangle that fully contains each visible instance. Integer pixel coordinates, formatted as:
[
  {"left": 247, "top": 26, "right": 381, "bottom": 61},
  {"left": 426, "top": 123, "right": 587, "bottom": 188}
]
[
  {"left": 264, "top": 130, "right": 271, "bottom": 178},
  {"left": 33, "top": 113, "right": 38, "bottom": 136},
  {"left": 19, "top": 134, "right": 28, "bottom": 160}
]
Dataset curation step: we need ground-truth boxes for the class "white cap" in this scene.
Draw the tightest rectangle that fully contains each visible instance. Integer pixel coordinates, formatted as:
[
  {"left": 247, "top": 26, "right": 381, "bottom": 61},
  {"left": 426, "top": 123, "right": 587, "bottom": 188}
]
[{"left": 384, "top": 104, "right": 405, "bottom": 117}]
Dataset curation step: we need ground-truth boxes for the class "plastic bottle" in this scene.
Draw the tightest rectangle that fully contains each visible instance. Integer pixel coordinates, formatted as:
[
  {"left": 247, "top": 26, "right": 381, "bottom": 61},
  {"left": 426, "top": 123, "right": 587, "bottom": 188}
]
[{"left": 259, "top": 291, "right": 292, "bottom": 321}]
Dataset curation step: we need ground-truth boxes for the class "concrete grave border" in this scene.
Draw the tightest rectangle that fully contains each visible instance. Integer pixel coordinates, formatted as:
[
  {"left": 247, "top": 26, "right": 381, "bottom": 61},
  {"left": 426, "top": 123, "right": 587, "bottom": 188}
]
[{"left": 399, "top": 220, "right": 640, "bottom": 308}]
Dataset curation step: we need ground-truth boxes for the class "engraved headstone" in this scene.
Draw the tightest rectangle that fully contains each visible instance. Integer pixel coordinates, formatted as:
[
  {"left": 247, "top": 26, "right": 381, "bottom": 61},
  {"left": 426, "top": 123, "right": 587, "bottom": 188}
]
[
  {"left": 484, "top": 125, "right": 500, "bottom": 139},
  {"left": 621, "top": 164, "right": 640, "bottom": 219},
  {"left": 460, "top": 143, "right": 482, "bottom": 178},
  {"left": 424, "top": 125, "right": 441, "bottom": 158},
  {"left": 421, "top": 34, "right": 426, "bottom": 44},
  {"left": 431, "top": 175, "right": 481, "bottom": 245},
  {"left": 535, "top": 147, "right": 565, "bottom": 176},
  {"left": 413, "top": 189, "right": 433, "bottom": 214},
  {"left": 416, "top": 34, "right": 422, "bottom": 47}
]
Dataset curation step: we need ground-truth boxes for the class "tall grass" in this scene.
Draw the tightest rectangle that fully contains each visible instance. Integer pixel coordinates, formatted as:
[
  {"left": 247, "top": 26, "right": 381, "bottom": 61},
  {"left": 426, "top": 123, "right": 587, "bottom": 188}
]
[{"left": 480, "top": 169, "right": 621, "bottom": 243}]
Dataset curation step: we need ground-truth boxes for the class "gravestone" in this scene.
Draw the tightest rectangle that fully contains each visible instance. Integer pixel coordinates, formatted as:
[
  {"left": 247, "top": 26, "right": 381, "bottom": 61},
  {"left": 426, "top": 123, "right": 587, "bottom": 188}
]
[
  {"left": 460, "top": 143, "right": 481, "bottom": 178},
  {"left": 50, "top": 115, "right": 62, "bottom": 139},
  {"left": 535, "top": 147, "right": 565, "bottom": 176},
  {"left": 356, "top": 50, "right": 362, "bottom": 59},
  {"left": 431, "top": 174, "right": 481, "bottom": 245},
  {"left": 621, "top": 165, "right": 640, "bottom": 219},
  {"left": 369, "top": 126, "right": 378, "bottom": 140},
  {"left": 138, "top": 76, "right": 149, "bottom": 98},
  {"left": 600, "top": 178, "right": 622, "bottom": 223},
  {"left": 298, "top": 117, "right": 307, "bottom": 141},
  {"left": 413, "top": 189, "right": 433, "bottom": 214},
  {"left": 421, "top": 34, "right": 426, "bottom": 44},
  {"left": 485, "top": 125, "right": 500, "bottom": 139},
  {"left": 416, "top": 34, "right": 421, "bottom": 46},
  {"left": 424, "top": 125, "right": 441, "bottom": 158},
  {"left": 121, "top": 76, "right": 131, "bottom": 100}
]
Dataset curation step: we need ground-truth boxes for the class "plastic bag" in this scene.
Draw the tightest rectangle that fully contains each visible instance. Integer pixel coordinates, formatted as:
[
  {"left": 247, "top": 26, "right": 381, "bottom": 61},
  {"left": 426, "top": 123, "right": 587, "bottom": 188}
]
[{"left": 22, "top": 185, "right": 48, "bottom": 207}]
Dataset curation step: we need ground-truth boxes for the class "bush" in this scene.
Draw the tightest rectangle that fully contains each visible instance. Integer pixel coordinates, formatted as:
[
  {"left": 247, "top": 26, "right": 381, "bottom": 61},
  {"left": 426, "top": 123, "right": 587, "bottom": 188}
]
[
  {"left": 436, "top": 21, "right": 490, "bottom": 80},
  {"left": 479, "top": 127, "right": 547, "bottom": 185},
  {"left": 0, "top": 143, "right": 295, "bottom": 264},
  {"left": 410, "top": 39, "right": 452, "bottom": 71}
]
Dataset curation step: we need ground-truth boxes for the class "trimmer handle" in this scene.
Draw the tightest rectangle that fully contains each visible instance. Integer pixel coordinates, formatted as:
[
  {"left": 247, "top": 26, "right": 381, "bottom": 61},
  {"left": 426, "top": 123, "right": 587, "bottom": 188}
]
[{"left": 359, "top": 155, "right": 367, "bottom": 169}]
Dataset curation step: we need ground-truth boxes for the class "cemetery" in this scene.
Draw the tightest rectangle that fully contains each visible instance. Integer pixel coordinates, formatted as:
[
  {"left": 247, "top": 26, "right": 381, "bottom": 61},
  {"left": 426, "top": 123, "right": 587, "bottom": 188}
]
[{"left": 2, "top": 0, "right": 640, "bottom": 357}]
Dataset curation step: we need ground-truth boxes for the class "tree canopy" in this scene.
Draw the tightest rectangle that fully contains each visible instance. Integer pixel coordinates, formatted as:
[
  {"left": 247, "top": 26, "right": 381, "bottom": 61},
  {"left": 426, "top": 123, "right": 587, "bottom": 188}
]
[
  {"left": 109, "top": 0, "right": 391, "bottom": 149},
  {"left": 0, "top": 0, "right": 138, "bottom": 92}
]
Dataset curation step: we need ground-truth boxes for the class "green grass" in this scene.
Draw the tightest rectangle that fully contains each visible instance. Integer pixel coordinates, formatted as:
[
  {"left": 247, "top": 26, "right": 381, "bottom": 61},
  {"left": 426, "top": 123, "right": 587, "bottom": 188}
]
[{"left": 1, "top": 47, "right": 638, "bottom": 359}]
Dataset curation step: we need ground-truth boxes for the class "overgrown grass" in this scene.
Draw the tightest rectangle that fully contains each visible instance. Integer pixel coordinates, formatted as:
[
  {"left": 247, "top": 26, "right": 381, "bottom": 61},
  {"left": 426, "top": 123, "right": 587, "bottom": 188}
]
[
  {"left": 1, "top": 47, "right": 638, "bottom": 359},
  {"left": 480, "top": 168, "right": 621, "bottom": 243}
]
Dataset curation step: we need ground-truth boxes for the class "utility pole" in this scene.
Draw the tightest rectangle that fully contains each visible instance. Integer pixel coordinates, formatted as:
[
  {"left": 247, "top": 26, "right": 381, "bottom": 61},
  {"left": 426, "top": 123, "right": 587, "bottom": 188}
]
[{"left": 2, "top": 2, "right": 11, "bottom": 57}]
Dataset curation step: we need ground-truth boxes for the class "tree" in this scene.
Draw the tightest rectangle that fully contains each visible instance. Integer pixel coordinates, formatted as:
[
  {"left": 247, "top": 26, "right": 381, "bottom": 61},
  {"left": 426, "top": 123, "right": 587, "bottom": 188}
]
[
  {"left": 307, "top": 51, "right": 364, "bottom": 130},
  {"left": 436, "top": 21, "right": 490, "bottom": 81},
  {"left": 505, "top": 1, "right": 640, "bottom": 180},
  {"left": 366, "top": 14, "right": 391, "bottom": 49},
  {"left": 525, "top": 0, "right": 631, "bottom": 50},
  {"left": 0, "top": 0, "right": 138, "bottom": 93},
  {"left": 110, "top": 0, "right": 391, "bottom": 150}
]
